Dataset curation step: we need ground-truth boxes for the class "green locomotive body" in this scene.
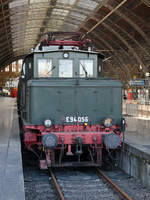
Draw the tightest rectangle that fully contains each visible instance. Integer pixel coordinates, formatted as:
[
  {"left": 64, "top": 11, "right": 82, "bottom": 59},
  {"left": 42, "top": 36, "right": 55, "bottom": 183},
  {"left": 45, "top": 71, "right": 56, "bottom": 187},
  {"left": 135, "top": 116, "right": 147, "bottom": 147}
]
[{"left": 18, "top": 32, "right": 124, "bottom": 168}]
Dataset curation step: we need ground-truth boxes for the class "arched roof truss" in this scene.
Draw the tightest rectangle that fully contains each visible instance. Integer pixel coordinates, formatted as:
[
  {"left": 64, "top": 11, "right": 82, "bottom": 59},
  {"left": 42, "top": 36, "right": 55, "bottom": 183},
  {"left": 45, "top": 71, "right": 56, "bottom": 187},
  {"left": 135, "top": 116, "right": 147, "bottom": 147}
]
[{"left": 0, "top": 0, "right": 150, "bottom": 80}]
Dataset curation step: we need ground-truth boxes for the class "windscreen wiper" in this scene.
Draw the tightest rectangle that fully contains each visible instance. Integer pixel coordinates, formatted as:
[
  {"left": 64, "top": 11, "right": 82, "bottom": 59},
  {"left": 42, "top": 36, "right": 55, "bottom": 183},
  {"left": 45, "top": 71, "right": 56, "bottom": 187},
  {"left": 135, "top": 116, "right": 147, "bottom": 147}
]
[
  {"left": 80, "top": 62, "right": 88, "bottom": 78},
  {"left": 47, "top": 66, "right": 56, "bottom": 74}
]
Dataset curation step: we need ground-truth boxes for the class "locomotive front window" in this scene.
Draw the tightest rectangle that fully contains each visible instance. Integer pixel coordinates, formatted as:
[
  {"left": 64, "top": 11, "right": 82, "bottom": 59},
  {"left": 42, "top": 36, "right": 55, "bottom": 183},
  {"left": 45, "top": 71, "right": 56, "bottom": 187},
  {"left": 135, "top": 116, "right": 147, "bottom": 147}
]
[
  {"left": 59, "top": 59, "right": 73, "bottom": 77},
  {"left": 79, "top": 60, "right": 94, "bottom": 77},
  {"left": 38, "top": 59, "right": 52, "bottom": 77}
]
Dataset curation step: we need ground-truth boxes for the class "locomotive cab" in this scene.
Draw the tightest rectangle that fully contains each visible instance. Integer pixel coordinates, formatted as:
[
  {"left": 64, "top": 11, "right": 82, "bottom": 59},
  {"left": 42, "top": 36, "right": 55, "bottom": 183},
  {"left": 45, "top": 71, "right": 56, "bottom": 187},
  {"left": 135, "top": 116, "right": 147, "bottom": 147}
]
[
  {"left": 18, "top": 32, "right": 123, "bottom": 169},
  {"left": 21, "top": 50, "right": 103, "bottom": 79}
]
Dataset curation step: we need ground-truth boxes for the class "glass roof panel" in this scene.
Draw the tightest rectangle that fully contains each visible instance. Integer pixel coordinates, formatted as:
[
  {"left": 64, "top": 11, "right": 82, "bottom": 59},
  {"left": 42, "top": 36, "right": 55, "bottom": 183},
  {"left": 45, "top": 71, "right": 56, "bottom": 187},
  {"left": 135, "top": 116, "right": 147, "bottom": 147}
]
[
  {"left": 70, "top": 11, "right": 87, "bottom": 20},
  {"left": 9, "top": 0, "right": 28, "bottom": 9},
  {"left": 52, "top": 8, "right": 69, "bottom": 16},
  {"left": 30, "top": 0, "right": 50, "bottom": 3},
  {"left": 8, "top": 0, "right": 103, "bottom": 60},
  {"left": 77, "top": 0, "right": 98, "bottom": 10},
  {"left": 57, "top": 0, "right": 77, "bottom": 5}
]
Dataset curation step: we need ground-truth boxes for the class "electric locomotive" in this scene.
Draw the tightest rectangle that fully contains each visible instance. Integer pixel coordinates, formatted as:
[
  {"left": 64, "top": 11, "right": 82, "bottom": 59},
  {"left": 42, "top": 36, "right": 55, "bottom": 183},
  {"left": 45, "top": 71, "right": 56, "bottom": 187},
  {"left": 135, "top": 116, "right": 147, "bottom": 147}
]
[{"left": 18, "top": 32, "right": 125, "bottom": 169}]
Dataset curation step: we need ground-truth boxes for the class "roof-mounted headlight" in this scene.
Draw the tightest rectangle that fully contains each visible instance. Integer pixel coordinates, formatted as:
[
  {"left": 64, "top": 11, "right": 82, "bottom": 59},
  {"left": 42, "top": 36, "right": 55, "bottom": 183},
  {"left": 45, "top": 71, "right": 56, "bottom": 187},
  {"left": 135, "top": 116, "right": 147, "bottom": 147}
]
[
  {"left": 63, "top": 52, "right": 69, "bottom": 58},
  {"left": 44, "top": 119, "right": 52, "bottom": 128},
  {"left": 104, "top": 118, "right": 113, "bottom": 128}
]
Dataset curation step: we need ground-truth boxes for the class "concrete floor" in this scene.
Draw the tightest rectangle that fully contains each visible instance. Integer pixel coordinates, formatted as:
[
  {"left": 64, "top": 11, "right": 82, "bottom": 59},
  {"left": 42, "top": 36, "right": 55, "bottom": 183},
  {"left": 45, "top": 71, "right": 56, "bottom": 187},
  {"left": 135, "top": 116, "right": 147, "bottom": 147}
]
[
  {"left": 125, "top": 116, "right": 150, "bottom": 147},
  {"left": 125, "top": 133, "right": 150, "bottom": 146},
  {"left": 0, "top": 97, "right": 25, "bottom": 200}
]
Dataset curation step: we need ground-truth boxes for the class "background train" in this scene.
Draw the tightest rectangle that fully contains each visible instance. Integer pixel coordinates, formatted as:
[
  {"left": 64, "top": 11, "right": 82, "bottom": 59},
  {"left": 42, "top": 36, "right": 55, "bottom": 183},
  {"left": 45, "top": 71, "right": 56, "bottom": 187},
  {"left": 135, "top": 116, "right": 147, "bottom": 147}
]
[{"left": 18, "top": 32, "right": 125, "bottom": 169}]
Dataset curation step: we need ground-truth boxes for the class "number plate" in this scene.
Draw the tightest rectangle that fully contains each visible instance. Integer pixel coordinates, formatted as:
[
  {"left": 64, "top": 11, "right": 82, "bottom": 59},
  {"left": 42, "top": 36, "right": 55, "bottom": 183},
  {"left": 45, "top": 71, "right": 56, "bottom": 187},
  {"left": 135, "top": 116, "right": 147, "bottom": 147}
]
[{"left": 65, "top": 116, "right": 88, "bottom": 123}]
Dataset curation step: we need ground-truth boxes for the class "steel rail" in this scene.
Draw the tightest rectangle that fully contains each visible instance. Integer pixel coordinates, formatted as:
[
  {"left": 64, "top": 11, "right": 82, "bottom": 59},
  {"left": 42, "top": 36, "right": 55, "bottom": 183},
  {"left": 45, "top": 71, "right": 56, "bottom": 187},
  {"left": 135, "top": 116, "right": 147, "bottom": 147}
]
[
  {"left": 48, "top": 168, "right": 65, "bottom": 200},
  {"left": 96, "top": 168, "right": 133, "bottom": 200}
]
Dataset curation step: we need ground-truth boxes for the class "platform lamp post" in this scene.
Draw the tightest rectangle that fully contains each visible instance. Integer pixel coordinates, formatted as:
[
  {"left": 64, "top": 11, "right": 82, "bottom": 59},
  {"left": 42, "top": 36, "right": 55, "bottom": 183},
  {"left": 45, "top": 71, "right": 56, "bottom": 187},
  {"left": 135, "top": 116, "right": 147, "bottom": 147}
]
[
  {"left": 120, "top": 118, "right": 126, "bottom": 169},
  {"left": 145, "top": 72, "right": 150, "bottom": 104}
]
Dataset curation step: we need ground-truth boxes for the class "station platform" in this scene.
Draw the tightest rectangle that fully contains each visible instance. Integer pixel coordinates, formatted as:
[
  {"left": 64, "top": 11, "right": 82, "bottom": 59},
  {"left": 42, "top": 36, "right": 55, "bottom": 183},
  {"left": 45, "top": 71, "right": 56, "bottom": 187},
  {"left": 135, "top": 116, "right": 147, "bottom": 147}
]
[
  {"left": 124, "top": 131, "right": 150, "bottom": 166},
  {"left": 121, "top": 116, "right": 150, "bottom": 188},
  {"left": 125, "top": 115, "right": 150, "bottom": 151},
  {"left": 0, "top": 97, "right": 25, "bottom": 200},
  {"left": 125, "top": 132, "right": 150, "bottom": 146}
]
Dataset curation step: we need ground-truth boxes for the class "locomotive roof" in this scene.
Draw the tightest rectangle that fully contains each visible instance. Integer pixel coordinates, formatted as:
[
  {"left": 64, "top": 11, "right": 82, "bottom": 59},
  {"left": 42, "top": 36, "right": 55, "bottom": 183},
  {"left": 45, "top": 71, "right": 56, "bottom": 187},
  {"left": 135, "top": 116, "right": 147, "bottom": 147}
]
[{"left": 30, "top": 49, "right": 104, "bottom": 59}]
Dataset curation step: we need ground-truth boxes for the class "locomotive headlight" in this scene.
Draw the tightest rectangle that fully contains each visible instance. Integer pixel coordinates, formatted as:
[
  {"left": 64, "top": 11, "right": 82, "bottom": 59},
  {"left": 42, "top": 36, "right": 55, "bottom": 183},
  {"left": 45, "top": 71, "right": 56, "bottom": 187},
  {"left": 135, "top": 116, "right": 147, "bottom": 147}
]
[
  {"left": 104, "top": 118, "right": 113, "bottom": 127},
  {"left": 44, "top": 119, "right": 52, "bottom": 128},
  {"left": 63, "top": 52, "right": 69, "bottom": 58}
]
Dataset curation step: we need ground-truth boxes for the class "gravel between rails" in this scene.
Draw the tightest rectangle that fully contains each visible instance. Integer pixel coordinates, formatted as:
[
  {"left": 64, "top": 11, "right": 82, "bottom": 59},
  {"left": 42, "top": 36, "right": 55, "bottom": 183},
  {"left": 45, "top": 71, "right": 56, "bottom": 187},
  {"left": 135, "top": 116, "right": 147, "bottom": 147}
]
[
  {"left": 22, "top": 151, "right": 58, "bottom": 200},
  {"left": 24, "top": 166, "right": 58, "bottom": 200},
  {"left": 53, "top": 168, "right": 120, "bottom": 200},
  {"left": 23, "top": 152, "right": 150, "bottom": 200}
]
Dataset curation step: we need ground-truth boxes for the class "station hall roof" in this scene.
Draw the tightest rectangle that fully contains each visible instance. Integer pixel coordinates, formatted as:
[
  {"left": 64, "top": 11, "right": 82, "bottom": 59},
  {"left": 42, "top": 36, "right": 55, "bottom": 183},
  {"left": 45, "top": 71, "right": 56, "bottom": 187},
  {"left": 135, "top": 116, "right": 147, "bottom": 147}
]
[{"left": 0, "top": 0, "right": 150, "bottom": 79}]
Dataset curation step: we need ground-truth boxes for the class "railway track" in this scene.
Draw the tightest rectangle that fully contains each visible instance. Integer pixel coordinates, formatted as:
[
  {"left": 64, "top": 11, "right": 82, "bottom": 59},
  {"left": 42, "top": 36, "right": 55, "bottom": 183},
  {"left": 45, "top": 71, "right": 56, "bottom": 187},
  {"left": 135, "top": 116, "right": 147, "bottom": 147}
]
[{"left": 49, "top": 167, "right": 132, "bottom": 200}]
